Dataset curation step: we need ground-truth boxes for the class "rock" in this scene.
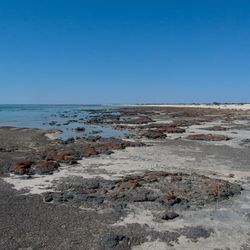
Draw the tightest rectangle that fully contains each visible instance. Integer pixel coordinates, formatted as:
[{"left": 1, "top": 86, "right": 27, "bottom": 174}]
[
  {"left": 187, "top": 134, "right": 230, "bottom": 141},
  {"left": 46, "top": 151, "right": 76, "bottom": 161},
  {"left": 171, "top": 119, "right": 202, "bottom": 127},
  {"left": 73, "top": 127, "right": 85, "bottom": 132},
  {"left": 114, "top": 203, "right": 127, "bottom": 212},
  {"left": 64, "top": 137, "right": 75, "bottom": 144},
  {"left": 156, "top": 127, "right": 186, "bottom": 133},
  {"left": 69, "top": 160, "right": 78, "bottom": 165},
  {"left": 85, "top": 135, "right": 101, "bottom": 142},
  {"left": 161, "top": 211, "right": 179, "bottom": 220},
  {"left": 68, "top": 119, "right": 78, "bottom": 123},
  {"left": 13, "top": 160, "right": 33, "bottom": 175},
  {"left": 82, "top": 179, "right": 100, "bottom": 189},
  {"left": 228, "top": 173, "right": 235, "bottom": 178},
  {"left": 102, "top": 234, "right": 126, "bottom": 248},
  {"left": 91, "top": 130, "right": 102, "bottom": 134},
  {"left": 43, "top": 193, "right": 53, "bottom": 202},
  {"left": 95, "top": 140, "right": 143, "bottom": 153},
  {"left": 48, "top": 121, "right": 57, "bottom": 126},
  {"left": 180, "top": 226, "right": 213, "bottom": 240},
  {"left": 82, "top": 146, "right": 99, "bottom": 157},
  {"left": 162, "top": 192, "right": 176, "bottom": 201},
  {"left": 126, "top": 116, "right": 153, "bottom": 124},
  {"left": 142, "top": 130, "right": 166, "bottom": 139},
  {"left": 74, "top": 193, "right": 88, "bottom": 201},
  {"left": 35, "top": 161, "right": 60, "bottom": 175},
  {"left": 160, "top": 192, "right": 182, "bottom": 206},
  {"left": 205, "top": 125, "right": 228, "bottom": 131},
  {"left": 85, "top": 195, "right": 104, "bottom": 204},
  {"left": 131, "top": 191, "right": 158, "bottom": 202}
]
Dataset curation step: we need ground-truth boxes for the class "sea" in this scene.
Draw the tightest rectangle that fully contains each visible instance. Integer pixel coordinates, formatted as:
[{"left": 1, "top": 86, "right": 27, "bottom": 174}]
[{"left": 0, "top": 104, "right": 126, "bottom": 139}]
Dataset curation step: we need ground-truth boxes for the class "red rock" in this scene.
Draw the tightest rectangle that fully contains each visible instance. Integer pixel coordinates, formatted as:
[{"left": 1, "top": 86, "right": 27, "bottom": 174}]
[
  {"left": 147, "top": 175, "right": 158, "bottom": 182},
  {"left": 162, "top": 192, "right": 176, "bottom": 201},
  {"left": 37, "top": 161, "right": 59, "bottom": 169},
  {"left": 82, "top": 146, "right": 99, "bottom": 157},
  {"left": 206, "top": 182, "right": 222, "bottom": 196},
  {"left": 47, "top": 151, "right": 74, "bottom": 161},
  {"left": 13, "top": 160, "right": 33, "bottom": 175}
]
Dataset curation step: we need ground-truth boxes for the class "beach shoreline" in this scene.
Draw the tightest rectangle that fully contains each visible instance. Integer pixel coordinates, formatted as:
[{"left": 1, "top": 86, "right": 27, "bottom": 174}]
[
  {"left": 1, "top": 105, "right": 250, "bottom": 249},
  {"left": 114, "top": 103, "right": 250, "bottom": 110}
]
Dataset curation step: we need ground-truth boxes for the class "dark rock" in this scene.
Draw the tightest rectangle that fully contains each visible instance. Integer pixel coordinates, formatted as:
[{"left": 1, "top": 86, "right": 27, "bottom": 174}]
[
  {"left": 125, "top": 116, "right": 153, "bottom": 124},
  {"left": 35, "top": 161, "right": 60, "bottom": 175},
  {"left": 86, "top": 135, "right": 101, "bottom": 142},
  {"left": 205, "top": 125, "right": 228, "bottom": 131},
  {"left": 114, "top": 203, "right": 127, "bottom": 212},
  {"left": 180, "top": 226, "right": 213, "bottom": 240},
  {"left": 73, "top": 127, "right": 85, "bottom": 132},
  {"left": 142, "top": 130, "right": 166, "bottom": 139},
  {"left": 161, "top": 211, "right": 179, "bottom": 220},
  {"left": 131, "top": 191, "right": 158, "bottom": 202},
  {"left": 49, "top": 121, "right": 57, "bottom": 126},
  {"left": 87, "top": 195, "right": 104, "bottom": 204},
  {"left": 187, "top": 134, "right": 231, "bottom": 141},
  {"left": 156, "top": 127, "right": 186, "bottom": 133},
  {"left": 83, "top": 179, "right": 100, "bottom": 189},
  {"left": 69, "top": 160, "right": 78, "bottom": 165},
  {"left": 74, "top": 193, "right": 88, "bottom": 201},
  {"left": 43, "top": 193, "right": 53, "bottom": 202},
  {"left": 64, "top": 137, "right": 75, "bottom": 144},
  {"left": 91, "top": 130, "right": 102, "bottom": 134},
  {"left": 102, "top": 234, "right": 126, "bottom": 248}
]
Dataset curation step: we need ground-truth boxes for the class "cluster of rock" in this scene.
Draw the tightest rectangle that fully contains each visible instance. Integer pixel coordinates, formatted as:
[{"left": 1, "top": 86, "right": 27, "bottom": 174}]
[
  {"left": 187, "top": 134, "right": 231, "bottom": 141},
  {"left": 43, "top": 171, "right": 242, "bottom": 213},
  {"left": 11, "top": 139, "right": 143, "bottom": 175}
]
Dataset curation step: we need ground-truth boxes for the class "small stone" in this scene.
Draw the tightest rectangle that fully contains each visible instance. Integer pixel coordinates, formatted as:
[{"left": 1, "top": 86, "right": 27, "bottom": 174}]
[
  {"left": 161, "top": 211, "right": 179, "bottom": 220},
  {"left": 43, "top": 193, "right": 53, "bottom": 203},
  {"left": 73, "top": 127, "right": 85, "bottom": 132},
  {"left": 102, "top": 234, "right": 125, "bottom": 248},
  {"left": 114, "top": 203, "right": 127, "bottom": 212},
  {"left": 69, "top": 160, "right": 78, "bottom": 165}
]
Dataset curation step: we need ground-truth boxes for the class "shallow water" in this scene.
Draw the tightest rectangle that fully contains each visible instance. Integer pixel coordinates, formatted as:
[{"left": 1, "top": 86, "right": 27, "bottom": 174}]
[{"left": 0, "top": 104, "right": 126, "bottom": 139}]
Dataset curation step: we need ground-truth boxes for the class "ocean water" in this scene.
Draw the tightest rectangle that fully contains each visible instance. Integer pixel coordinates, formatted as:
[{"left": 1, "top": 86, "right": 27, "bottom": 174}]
[{"left": 0, "top": 104, "right": 126, "bottom": 139}]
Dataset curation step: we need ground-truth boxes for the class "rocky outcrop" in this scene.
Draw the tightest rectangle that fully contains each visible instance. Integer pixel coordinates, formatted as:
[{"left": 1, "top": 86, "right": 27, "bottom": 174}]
[
  {"left": 187, "top": 134, "right": 231, "bottom": 141},
  {"left": 13, "top": 160, "right": 33, "bottom": 175},
  {"left": 44, "top": 171, "right": 242, "bottom": 212},
  {"left": 142, "top": 130, "right": 166, "bottom": 139},
  {"left": 35, "top": 161, "right": 60, "bottom": 175}
]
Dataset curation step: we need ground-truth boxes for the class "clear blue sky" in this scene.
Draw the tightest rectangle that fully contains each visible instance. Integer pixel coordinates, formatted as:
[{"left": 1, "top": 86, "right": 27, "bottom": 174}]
[{"left": 0, "top": 0, "right": 250, "bottom": 104}]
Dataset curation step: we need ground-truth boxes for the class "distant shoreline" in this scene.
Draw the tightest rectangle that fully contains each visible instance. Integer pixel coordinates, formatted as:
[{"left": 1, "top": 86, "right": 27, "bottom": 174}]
[{"left": 114, "top": 103, "right": 250, "bottom": 110}]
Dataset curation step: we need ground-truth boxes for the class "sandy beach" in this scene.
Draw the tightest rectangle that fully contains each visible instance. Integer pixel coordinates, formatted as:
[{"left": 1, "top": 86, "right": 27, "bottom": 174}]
[{"left": 0, "top": 105, "right": 250, "bottom": 249}]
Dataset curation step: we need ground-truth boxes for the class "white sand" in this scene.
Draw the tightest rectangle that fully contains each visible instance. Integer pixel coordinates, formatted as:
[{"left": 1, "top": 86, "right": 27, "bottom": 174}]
[{"left": 132, "top": 240, "right": 168, "bottom": 250}]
